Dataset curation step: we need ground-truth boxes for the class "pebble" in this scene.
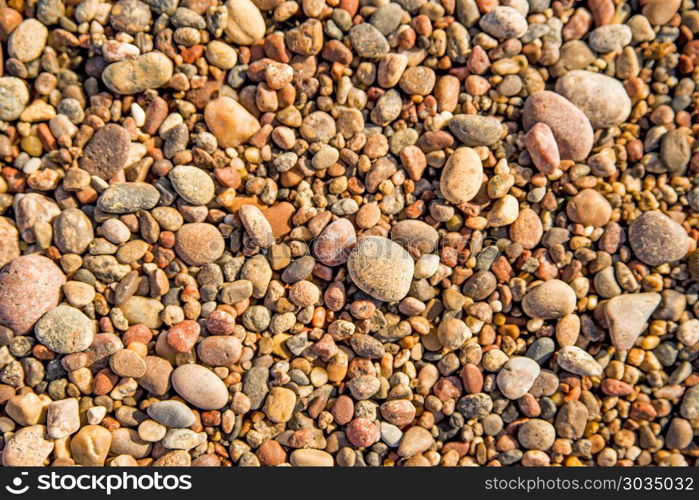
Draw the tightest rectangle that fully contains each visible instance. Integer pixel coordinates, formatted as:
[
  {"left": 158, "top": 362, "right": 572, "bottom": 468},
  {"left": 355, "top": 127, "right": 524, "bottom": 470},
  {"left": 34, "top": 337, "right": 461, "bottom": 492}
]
[
  {"left": 205, "top": 96, "right": 261, "bottom": 148},
  {"left": 509, "top": 208, "right": 543, "bottom": 249},
  {"left": 147, "top": 400, "right": 195, "bottom": 428},
  {"left": 523, "top": 91, "right": 594, "bottom": 161},
  {"left": 53, "top": 208, "right": 94, "bottom": 254},
  {"left": 557, "top": 346, "right": 602, "bottom": 377},
  {"left": 397, "top": 426, "right": 434, "bottom": 457},
  {"left": 448, "top": 115, "right": 503, "bottom": 147},
  {"left": 390, "top": 219, "right": 439, "bottom": 257},
  {"left": 555, "top": 70, "right": 632, "bottom": 129},
  {"left": 290, "top": 449, "right": 334, "bottom": 466},
  {"left": 350, "top": 23, "right": 389, "bottom": 59},
  {"left": 239, "top": 205, "right": 275, "bottom": 248},
  {"left": 80, "top": 124, "right": 131, "bottom": 180},
  {"left": 34, "top": 305, "right": 94, "bottom": 354},
  {"left": 175, "top": 223, "right": 225, "bottom": 266},
  {"left": 524, "top": 123, "right": 559, "bottom": 175},
  {"left": 588, "top": 24, "right": 632, "bottom": 53},
  {"left": 263, "top": 386, "right": 297, "bottom": 423},
  {"left": 0, "top": 77, "right": 30, "bottom": 121},
  {"left": 98, "top": 183, "right": 160, "bottom": 214},
  {"left": 71, "top": 425, "right": 112, "bottom": 466},
  {"left": 566, "top": 189, "right": 612, "bottom": 227},
  {"left": 518, "top": 419, "right": 555, "bottom": 450},
  {"left": 605, "top": 293, "right": 661, "bottom": 351},
  {"left": 0, "top": 217, "right": 20, "bottom": 267},
  {"left": 2, "top": 425, "right": 54, "bottom": 466},
  {"left": 479, "top": 6, "right": 528, "bottom": 40},
  {"left": 628, "top": 211, "right": 690, "bottom": 266},
  {"left": 171, "top": 364, "right": 228, "bottom": 410},
  {"left": 496, "top": 357, "right": 540, "bottom": 399},
  {"left": 8, "top": 18, "right": 48, "bottom": 62},
  {"left": 197, "top": 336, "right": 242, "bottom": 366},
  {"left": 102, "top": 52, "right": 174, "bottom": 94},
  {"left": 347, "top": 236, "right": 414, "bottom": 302},
  {"left": 522, "top": 279, "right": 577, "bottom": 319},
  {"left": 169, "top": 165, "right": 215, "bottom": 206},
  {"left": 0, "top": 255, "right": 66, "bottom": 335},
  {"left": 314, "top": 218, "right": 357, "bottom": 266},
  {"left": 439, "top": 147, "right": 484, "bottom": 204},
  {"left": 225, "top": 0, "right": 265, "bottom": 45}
]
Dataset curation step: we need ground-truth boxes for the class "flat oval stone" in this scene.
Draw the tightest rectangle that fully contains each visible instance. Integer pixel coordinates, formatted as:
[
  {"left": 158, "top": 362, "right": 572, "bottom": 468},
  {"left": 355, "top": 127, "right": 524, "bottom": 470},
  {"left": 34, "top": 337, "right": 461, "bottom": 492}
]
[
  {"left": 80, "top": 124, "right": 131, "bottom": 180},
  {"left": 175, "top": 223, "right": 225, "bottom": 266},
  {"left": 348, "top": 236, "right": 414, "bottom": 302},
  {"left": 448, "top": 114, "right": 503, "bottom": 147},
  {"left": 204, "top": 96, "right": 261, "bottom": 148},
  {"left": 0, "top": 76, "right": 30, "bottom": 121},
  {"left": 35, "top": 305, "right": 94, "bottom": 354},
  {"left": 523, "top": 91, "right": 593, "bottom": 161},
  {"left": 169, "top": 165, "right": 215, "bottom": 206},
  {"left": 197, "top": 336, "right": 242, "bottom": 366},
  {"left": 102, "top": 52, "right": 174, "bottom": 95},
  {"left": 629, "top": 211, "right": 690, "bottom": 266},
  {"left": 225, "top": 0, "right": 266, "bottom": 45},
  {"left": 147, "top": 400, "right": 195, "bottom": 428},
  {"left": 0, "top": 255, "right": 66, "bottom": 334},
  {"left": 53, "top": 208, "right": 94, "bottom": 254},
  {"left": 522, "top": 279, "right": 577, "bottom": 319},
  {"left": 390, "top": 219, "right": 439, "bottom": 257},
  {"left": 555, "top": 70, "right": 631, "bottom": 129},
  {"left": 98, "top": 183, "right": 160, "bottom": 214},
  {"left": 171, "top": 364, "right": 228, "bottom": 410},
  {"left": 440, "top": 147, "right": 483, "bottom": 204},
  {"left": 313, "top": 218, "right": 357, "bottom": 266}
]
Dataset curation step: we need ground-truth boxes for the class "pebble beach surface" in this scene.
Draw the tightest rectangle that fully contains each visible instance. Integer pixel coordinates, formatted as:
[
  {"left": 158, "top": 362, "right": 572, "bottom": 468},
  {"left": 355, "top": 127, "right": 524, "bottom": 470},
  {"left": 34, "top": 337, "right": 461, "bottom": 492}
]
[{"left": 0, "top": 0, "right": 697, "bottom": 468}]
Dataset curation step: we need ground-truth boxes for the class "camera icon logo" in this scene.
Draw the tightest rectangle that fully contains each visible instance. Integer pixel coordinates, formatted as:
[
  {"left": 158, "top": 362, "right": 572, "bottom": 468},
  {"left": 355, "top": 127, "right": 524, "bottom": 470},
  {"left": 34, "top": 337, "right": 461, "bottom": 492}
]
[{"left": 5, "top": 472, "right": 29, "bottom": 495}]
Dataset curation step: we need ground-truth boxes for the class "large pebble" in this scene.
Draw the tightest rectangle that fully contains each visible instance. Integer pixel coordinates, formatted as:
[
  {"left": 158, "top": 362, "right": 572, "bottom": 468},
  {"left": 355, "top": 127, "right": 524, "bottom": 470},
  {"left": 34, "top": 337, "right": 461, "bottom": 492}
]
[
  {"left": 555, "top": 70, "right": 631, "bottom": 129},
  {"left": 171, "top": 364, "right": 228, "bottom": 410},
  {"left": 98, "top": 183, "right": 160, "bottom": 213},
  {"left": 350, "top": 23, "right": 389, "bottom": 59},
  {"left": 0, "top": 76, "right": 30, "bottom": 121},
  {"left": 605, "top": 293, "right": 661, "bottom": 351},
  {"left": 53, "top": 208, "right": 94, "bottom": 254},
  {"left": 628, "top": 211, "right": 690, "bottom": 266},
  {"left": 557, "top": 346, "right": 602, "bottom": 377},
  {"left": 205, "top": 96, "right": 261, "bottom": 148},
  {"left": 314, "top": 218, "right": 357, "bottom": 266},
  {"left": 448, "top": 114, "right": 502, "bottom": 147},
  {"left": 225, "top": 0, "right": 266, "bottom": 45},
  {"left": 497, "top": 357, "right": 540, "bottom": 399},
  {"left": 566, "top": 189, "right": 612, "bottom": 227},
  {"left": 2, "top": 425, "right": 54, "bottom": 466},
  {"left": 239, "top": 205, "right": 275, "bottom": 248},
  {"left": 522, "top": 91, "right": 593, "bottom": 161},
  {"left": 80, "top": 124, "right": 131, "bottom": 180},
  {"left": 522, "top": 279, "right": 577, "bottom": 319},
  {"left": 71, "top": 425, "right": 112, "bottom": 466},
  {"left": 0, "top": 255, "right": 66, "bottom": 334},
  {"left": 479, "top": 6, "right": 527, "bottom": 39},
  {"left": 440, "top": 147, "right": 483, "bottom": 204},
  {"left": 8, "top": 18, "right": 48, "bottom": 62},
  {"left": 102, "top": 52, "right": 174, "bottom": 94},
  {"left": 169, "top": 165, "right": 215, "bottom": 206},
  {"left": 175, "top": 223, "right": 225, "bottom": 266},
  {"left": 147, "top": 400, "right": 195, "bottom": 428},
  {"left": 35, "top": 305, "right": 94, "bottom": 354},
  {"left": 397, "top": 426, "right": 434, "bottom": 457},
  {"left": 347, "top": 236, "right": 414, "bottom": 302}
]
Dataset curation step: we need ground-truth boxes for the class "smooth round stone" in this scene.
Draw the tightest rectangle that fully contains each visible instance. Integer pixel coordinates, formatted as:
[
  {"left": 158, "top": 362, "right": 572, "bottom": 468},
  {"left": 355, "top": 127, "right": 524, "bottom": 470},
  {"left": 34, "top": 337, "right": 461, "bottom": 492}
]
[
  {"left": 110, "top": 428, "right": 152, "bottom": 458},
  {"left": 440, "top": 147, "right": 483, "bottom": 204},
  {"left": 588, "top": 24, "right": 632, "bottom": 53},
  {"left": 238, "top": 204, "right": 274, "bottom": 248},
  {"left": 0, "top": 76, "right": 30, "bottom": 121},
  {"left": 197, "top": 335, "right": 242, "bottom": 366},
  {"left": 479, "top": 6, "right": 527, "bottom": 39},
  {"left": 137, "top": 356, "right": 173, "bottom": 395},
  {"left": 390, "top": 219, "right": 438, "bottom": 257},
  {"left": 263, "top": 386, "right": 297, "bottom": 423},
  {"left": 349, "top": 23, "right": 389, "bottom": 59},
  {"left": 175, "top": 223, "right": 225, "bottom": 266},
  {"left": 397, "top": 425, "right": 434, "bottom": 458},
  {"left": 8, "top": 18, "right": 48, "bottom": 62},
  {"left": 522, "top": 279, "right": 576, "bottom": 319},
  {"left": 487, "top": 194, "right": 519, "bottom": 227},
  {"left": 0, "top": 216, "right": 20, "bottom": 267},
  {"left": 98, "top": 183, "right": 160, "bottom": 214},
  {"left": 518, "top": 419, "right": 555, "bottom": 450},
  {"left": 496, "top": 357, "right": 540, "bottom": 399},
  {"left": 566, "top": 189, "right": 612, "bottom": 227},
  {"left": 448, "top": 114, "right": 502, "bottom": 147},
  {"left": 102, "top": 52, "right": 174, "bottom": 95},
  {"left": 555, "top": 70, "right": 631, "bottom": 129},
  {"left": 414, "top": 253, "right": 440, "bottom": 279},
  {"left": 665, "top": 418, "right": 693, "bottom": 450},
  {"left": 522, "top": 91, "right": 593, "bottom": 161},
  {"left": 642, "top": 0, "right": 680, "bottom": 25},
  {"left": 347, "top": 236, "right": 414, "bottom": 302},
  {"left": 556, "top": 346, "right": 602, "bottom": 377},
  {"left": 205, "top": 40, "right": 238, "bottom": 69},
  {"left": 53, "top": 208, "right": 94, "bottom": 254},
  {"left": 109, "top": 349, "right": 146, "bottom": 377},
  {"left": 205, "top": 96, "right": 261, "bottom": 148},
  {"left": 680, "top": 385, "right": 699, "bottom": 420},
  {"left": 370, "top": 2, "right": 404, "bottom": 35},
  {"left": 661, "top": 129, "right": 691, "bottom": 174},
  {"left": 171, "top": 364, "right": 228, "bottom": 410},
  {"left": 147, "top": 400, "right": 195, "bottom": 428},
  {"left": 629, "top": 211, "right": 690, "bottom": 266},
  {"left": 314, "top": 218, "right": 357, "bottom": 266},
  {"left": 34, "top": 305, "right": 94, "bottom": 354},
  {"left": 80, "top": 124, "right": 131, "bottom": 180},
  {"left": 225, "top": 0, "right": 265, "bottom": 45},
  {"left": 169, "top": 165, "right": 215, "bottom": 205},
  {"left": 110, "top": 0, "right": 151, "bottom": 33},
  {"left": 509, "top": 208, "right": 543, "bottom": 249},
  {"left": 0, "top": 254, "right": 66, "bottom": 334}
]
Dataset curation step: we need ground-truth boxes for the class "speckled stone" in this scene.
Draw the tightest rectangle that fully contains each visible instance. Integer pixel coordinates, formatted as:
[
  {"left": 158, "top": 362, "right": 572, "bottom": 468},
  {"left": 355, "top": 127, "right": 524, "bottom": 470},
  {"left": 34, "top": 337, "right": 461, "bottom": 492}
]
[
  {"left": 171, "top": 364, "right": 228, "bottom": 410},
  {"left": 348, "top": 236, "right": 414, "bottom": 302}
]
